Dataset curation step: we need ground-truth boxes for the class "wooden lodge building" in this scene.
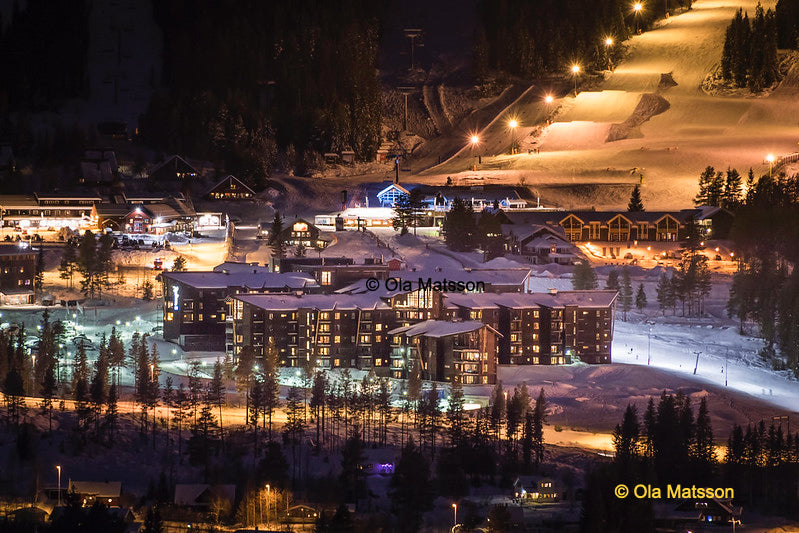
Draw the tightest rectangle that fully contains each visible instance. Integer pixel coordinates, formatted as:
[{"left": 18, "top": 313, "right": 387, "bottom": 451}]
[{"left": 500, "top": 207, "right": 734, "bottom": 242}]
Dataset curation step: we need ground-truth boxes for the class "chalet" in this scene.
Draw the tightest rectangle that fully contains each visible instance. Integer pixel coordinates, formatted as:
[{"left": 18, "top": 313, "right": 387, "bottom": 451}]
[
  {"left": 654, "top": 498, "right": 742, "bottom": 530},
  {"left": 148, "top": 155, "right": 199, "bottom": 182},
  {"left": 0, "top": 245, "right": 36, "bottom": 304},
  {"left": 174, "top": 484, "right": 236, "bottom": 509},
  {"left": 376, "top": 183, "right": 410, "bottom": 207},
  {"left": 502, "top": 224, "right": 579, "bottom": 264},
  {"left": 205, "top": 175, "right": 255, "bottom": 200},
  {"left": 278, "top": 218, "right": 330, "bottom": 249},
  {"left": 79, "top": 148, "right": 118, "bottom": 185},
  {"left": 513, "top": 476, "right": 560, "bottom": 502}
]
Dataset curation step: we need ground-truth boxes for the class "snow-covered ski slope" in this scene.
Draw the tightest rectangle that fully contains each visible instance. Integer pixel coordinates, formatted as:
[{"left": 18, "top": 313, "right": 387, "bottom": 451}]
[{"left": 424, "top": 0, "right": 799, "bottom": 210}]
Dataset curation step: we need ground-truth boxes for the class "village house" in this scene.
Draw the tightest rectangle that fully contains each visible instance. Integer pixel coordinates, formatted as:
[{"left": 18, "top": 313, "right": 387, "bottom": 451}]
[
  {"left": 0, "top": 245, "right": 37, "bottom": 304},
  {"left": 204, "top": 175, "right": 255, "bottom": 200}
]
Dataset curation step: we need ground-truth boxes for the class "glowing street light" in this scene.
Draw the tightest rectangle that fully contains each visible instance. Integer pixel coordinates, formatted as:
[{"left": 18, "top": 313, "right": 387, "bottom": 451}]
[
  {"left": 633, "top": 2, "right": 643, "bottom": 33},
  {"left": 766, "top": 153, "right": 775, "bottom": 176},
  {"left": 452, "top": 503, "right": 458, "bottom": 526},
  {"left": 470, "top": 134, "right": 480, "bottom": 170},
  {"left": 544, "top": 95, "right": 554, "bottom": 104},
  {"left": 571, "top": 64, "right": 581, "bottom": 96},
  {"left": 56, "top": 465, "right": 62, "bottom": 507},
  {"left": 604, "top": 37, "right": 614, "bottom": 70},
  {"left": 508, "top": 118, "right": 519, "bottom": 154}
]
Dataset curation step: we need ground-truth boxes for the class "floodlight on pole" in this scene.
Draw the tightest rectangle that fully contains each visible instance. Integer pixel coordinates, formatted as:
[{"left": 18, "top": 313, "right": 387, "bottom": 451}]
[
  {"left": 56, "top": 465, "right": 62, "bottom": 507},
  {"left": 604, "top": 37, "right": 614, "bottom": 70},
  {"left": 571, "top": 64, "right": 581, "bottom": 96},
  {"left": 508, "top": 119, "right": 519, "bottom": 154},
  {"left": 545, "top": 95, "right": 554, "bottom": 104},
  {"left": 766, "top": 153, "right": 775, "bottom": 176}
]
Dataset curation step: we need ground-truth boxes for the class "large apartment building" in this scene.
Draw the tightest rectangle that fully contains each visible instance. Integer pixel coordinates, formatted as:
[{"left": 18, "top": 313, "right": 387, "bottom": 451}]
[
  {"left": 161, "top": 266, "right": 319, "bottom": 351},
  {"left": 228, "top": 287, "right": 617, "bottom": 384}
]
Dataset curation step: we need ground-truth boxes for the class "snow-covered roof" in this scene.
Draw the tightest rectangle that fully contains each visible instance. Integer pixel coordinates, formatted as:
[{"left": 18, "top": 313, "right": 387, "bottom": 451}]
[
  {"left": 212, "top": 262, "right": 271, "bottom": 274},
  {"left": 162, "top": 271, "right": 318, "bottom": 290},
  {"left": 376, "top": 183, "right": 410, "bottom": 198},
  {"left": 234, "top": 292, "right": 389, "bottom": 311},
  {"left": 204, "top": 174, "right": 255, "bottom": 197},
  {"left": 71, "top": 481, "right": 121, "bottom": 498},
  {"left": 445, "top": 290, "right": 617, "bottom": 310},
  {"left": 389, "top": 319, "right": 486, "bottom": 338}
]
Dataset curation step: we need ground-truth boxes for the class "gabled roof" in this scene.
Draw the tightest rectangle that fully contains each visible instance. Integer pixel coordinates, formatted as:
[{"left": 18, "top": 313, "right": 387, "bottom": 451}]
[
  {"left": 377, "top": 183, "right": 410, "bottom": 198},
  {"left": 233, "top": 293, "right": 389, "bottom": 311},
  {"left": 162, "top": 271, "right": 318, "bottom": 290},
  {"left": 148, "top": 155, "right": 199, "bottom": 180},
  {"left": 388, "top": 319, "right": 489, "bottom": 338},
  {"left": 444, "top": 290, "right": 618, "bottom": 310},
  {"left": 205, "top": 175, "right": 256, "bottom": 197},
  {"left": 174, "top": 484, "right": 236, "bottom": 507}
]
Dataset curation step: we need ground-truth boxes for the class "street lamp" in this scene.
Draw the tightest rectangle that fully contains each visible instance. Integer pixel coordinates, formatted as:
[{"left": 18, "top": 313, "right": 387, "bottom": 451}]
[
  {"left": 452, "top": 503, "right": 458, "bottom": 527},
  {"left": 470, "top": 135, "right": 480, "bottom": 170},
  {"left": 571, "top": 64, "right": 581, "bottom": 96},
  {"left": 766, "top": 153, "right": 775, "bottom": 176},
  {"left": 633, "top": 3, "right": 643, "bottom": 33},
  {"left": 604, "top": 37, "right": 614, "bottom": 70},
  {"left": 56, "top": 465, "right": 62, "bottom": 507},
  {"left": 508, "top": 119, "right": 519, "bottom": 154}
]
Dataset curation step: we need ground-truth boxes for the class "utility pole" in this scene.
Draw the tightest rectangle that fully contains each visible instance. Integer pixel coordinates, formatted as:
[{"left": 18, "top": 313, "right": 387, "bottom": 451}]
[
  {"left": 647, "top": 323, "right": 652, "bottom": 365},
  {"left": 692, "top": 350, "right": 701, "bottom": 375}
]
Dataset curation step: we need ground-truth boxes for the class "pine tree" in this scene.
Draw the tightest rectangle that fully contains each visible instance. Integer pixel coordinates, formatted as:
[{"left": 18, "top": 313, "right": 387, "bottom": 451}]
[
  {"left": 692, "top": 397, "right": 714, "bottom": 478},
  {"left": 627, "top": 184, "right": 644, "bottom": 212},
  {"left": 532, "top": 387, "right": 546, "bottom": 466},
  {"left": 613, "top": 404, "right": 640, "bottom": 471},
  {"left": 573, "top": 261, "right": 598, "bottom": 290},
  {"left": 441, "top": 197, "right": 476, "bottom": 252},
  {"left": 722, "top": 168, "right": 742, "bottom": 210},
  {"left": 269, "top": 212, "right": 285, "bottom": 259},
  {"left": 620, "top": 267, "right": 633, "bottom": 320},
  {"left": 141, "top": 280, "right": 154, "bottom": 301},
  {"left": 389, "top": 439, "right": 433, "bottom": 533},
  {"left": 392, "top": 192, "right": 413, "bottom": 234},
  {"left": 605, "top": 270, "right": 620, "bottom": 291},
  {"left": 285, "top": 386, "right": 305, "bottom": 486},
  {"left": 694, "top": 166, "right": 716, "bottom": 206},
  {"left": 489, "top": 381, "right": 506, "bottom": 440},
  {"left": 209, "top": 361, "right": 225, "bottom": 449},
  {"left": 58, "top": 240, "right": 78, "bottom": 289},
  {"left": 40, "top": 363, "right": 57, "bottom": 431},
  {"left": 171, "top": 256, "right": 187, "bottom": 271},
  {"left": 105, "top": 382, "right": 119, "bottom": 442},
  {"left": 77, "top": 230, "right": 100, "bottom": 298},
  {"left": 635, "top": 283, "right": 647, "bottom": 311},
  {"left": 447, "top": 378, "right": 466, "bottom": 448}
]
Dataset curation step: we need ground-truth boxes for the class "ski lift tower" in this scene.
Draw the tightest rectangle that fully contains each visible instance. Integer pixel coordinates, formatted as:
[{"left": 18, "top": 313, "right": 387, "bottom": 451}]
[
  {"left": 397, "top": 86, "right": 416, "bottom": 131},
  {"left": 403, "top": 28, "right": 423, "bottom": 70}
]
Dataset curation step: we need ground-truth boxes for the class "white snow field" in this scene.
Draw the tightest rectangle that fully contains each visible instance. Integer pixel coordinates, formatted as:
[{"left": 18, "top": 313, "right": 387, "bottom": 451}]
[{"left": 419, "top": 0, "right": 799, "bottom": 210}]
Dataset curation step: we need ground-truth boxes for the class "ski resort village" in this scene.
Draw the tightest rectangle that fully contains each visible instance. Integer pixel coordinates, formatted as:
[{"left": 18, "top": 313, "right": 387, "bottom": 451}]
[{"left": 1, "top": 0, "right": 799, "bottom": 532}]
